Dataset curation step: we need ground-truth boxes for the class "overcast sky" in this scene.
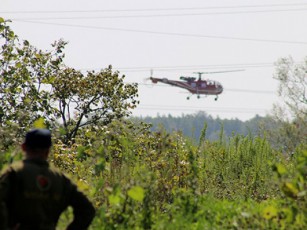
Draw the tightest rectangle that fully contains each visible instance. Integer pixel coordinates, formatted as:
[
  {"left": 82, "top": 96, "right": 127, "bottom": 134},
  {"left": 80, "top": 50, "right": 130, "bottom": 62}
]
[{"left": 1, "top": 0, "right": 307, "bottom": 121}]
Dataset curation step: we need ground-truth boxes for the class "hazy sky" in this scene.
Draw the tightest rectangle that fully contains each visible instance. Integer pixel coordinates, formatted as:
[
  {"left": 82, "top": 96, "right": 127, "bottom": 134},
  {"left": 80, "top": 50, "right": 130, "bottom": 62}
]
[{"left": 1, "top": 0, "right": 307, "bottom": 121}]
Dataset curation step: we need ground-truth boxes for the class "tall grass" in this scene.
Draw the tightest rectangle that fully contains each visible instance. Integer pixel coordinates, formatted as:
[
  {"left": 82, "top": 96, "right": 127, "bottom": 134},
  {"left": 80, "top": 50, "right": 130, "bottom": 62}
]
[{"left": 1, "top": 121, "right": 305, "bottom": 229}]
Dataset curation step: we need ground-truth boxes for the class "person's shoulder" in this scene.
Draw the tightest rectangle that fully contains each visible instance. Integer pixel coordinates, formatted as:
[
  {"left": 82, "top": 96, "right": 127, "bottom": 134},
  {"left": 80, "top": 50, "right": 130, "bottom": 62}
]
[
  {"left": 1, "top": 161, "right": 24, "bottom": 174},
  {"left": 48, "top": 162, "right": 64, "bottom": 174},
  {"left": 0, "top": 161, "right": 24, "bottom": 182},
  {"left": 11, "top": 160, "right": 24, "bottom": 169},
  {"left": 48, "top": 163, "right": 71, "bottom": 180}
]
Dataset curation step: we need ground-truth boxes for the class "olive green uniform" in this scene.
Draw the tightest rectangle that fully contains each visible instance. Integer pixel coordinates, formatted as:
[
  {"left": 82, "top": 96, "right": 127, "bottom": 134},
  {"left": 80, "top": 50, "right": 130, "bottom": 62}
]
[{"left": 0, "top": 158, "right": 95, "bottom": 230}]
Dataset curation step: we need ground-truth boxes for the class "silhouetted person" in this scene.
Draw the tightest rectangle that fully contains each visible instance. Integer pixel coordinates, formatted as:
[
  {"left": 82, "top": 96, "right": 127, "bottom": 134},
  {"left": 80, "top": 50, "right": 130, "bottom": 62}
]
[{"left": 0, "top": 129, "right": 95, "bottom": 230}]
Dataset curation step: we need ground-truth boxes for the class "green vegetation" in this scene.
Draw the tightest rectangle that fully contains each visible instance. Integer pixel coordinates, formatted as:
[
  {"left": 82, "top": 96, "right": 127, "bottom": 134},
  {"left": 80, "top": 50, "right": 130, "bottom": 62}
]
[
  {"left": 0, "top": 18, "right": 138, "bottom": 146},
  {"left": 136, "top": 112, "right": 264, "bottom": 142},
  {"left": 1, "top": 18, "right": 306, "bottom": 229},
  {"left": 1, "top": 120, "right": 306, "bottom": 229}
]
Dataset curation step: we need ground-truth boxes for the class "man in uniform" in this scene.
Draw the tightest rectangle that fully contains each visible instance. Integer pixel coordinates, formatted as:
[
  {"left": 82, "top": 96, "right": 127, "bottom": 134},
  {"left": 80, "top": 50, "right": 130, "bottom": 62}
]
[{"left": 0, "top": 129, "right": 95, "bottom": 230}]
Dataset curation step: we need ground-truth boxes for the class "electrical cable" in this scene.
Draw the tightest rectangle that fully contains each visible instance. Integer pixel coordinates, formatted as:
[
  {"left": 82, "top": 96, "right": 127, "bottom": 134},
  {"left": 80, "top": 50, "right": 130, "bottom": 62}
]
[
  {"left": 136, "top": 83, "right": 276, "bottom": 94},
  {"left": 11, "top": 20, "right": 307, "bottom": 45},
  {"left": 8, "top": 8, "right": 307, "bottom": 20},
  {"left": 79, "top": 62, "right": 275, "bottom": 72},
  {"left": 134, "top": 104, "right": 269, "bottom": 114},
  {"left": 1, "top": 2, "right": 307, "bottom": 14}
]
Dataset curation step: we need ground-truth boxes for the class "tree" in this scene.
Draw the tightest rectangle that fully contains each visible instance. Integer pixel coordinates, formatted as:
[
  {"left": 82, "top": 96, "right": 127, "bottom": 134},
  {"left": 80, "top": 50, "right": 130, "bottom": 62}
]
[
  {"left": 265, "top": 56, "right": 307, "bottom": 152},
  {"left": 274, "top": 56, "right": 307, "bottom": 120},
  {"left": 0, "top": 18, "right": 139, "bottom": 145},
  {"left": 52, "top": 66, "right": 139, "bottom": 144}
]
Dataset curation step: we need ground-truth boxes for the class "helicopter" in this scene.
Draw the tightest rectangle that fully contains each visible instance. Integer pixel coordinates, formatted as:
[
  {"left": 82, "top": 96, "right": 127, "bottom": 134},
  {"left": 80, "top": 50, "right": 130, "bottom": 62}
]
[{"left": 149, "top": 71, "right": 241, "bottom": 100}]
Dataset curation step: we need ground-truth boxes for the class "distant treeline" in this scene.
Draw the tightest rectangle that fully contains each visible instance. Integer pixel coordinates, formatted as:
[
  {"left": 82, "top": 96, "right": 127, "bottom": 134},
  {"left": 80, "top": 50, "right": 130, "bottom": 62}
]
[{"left": 133, "top": 112, "right": 271, "bottom": 142}]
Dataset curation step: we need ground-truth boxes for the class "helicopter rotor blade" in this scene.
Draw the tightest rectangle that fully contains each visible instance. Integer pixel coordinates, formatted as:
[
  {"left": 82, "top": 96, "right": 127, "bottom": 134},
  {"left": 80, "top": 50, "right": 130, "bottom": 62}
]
[
  {"left": 193, "top": 69, "right": 245, "bottom": 75},
  {"left": 143, "top": 77, "right": 154, "bottom": 87},
  {"left": 150, "top": 69, "right": 153, "bottom": 78}
]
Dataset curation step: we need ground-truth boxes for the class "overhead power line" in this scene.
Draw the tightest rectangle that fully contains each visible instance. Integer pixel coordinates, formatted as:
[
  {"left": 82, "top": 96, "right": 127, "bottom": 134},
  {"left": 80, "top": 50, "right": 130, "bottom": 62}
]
[
  {"left": 9, "top": 8, "right": 307, "bottom": 20},
  {"left": 134, "top": 104, "right": 269, "bottom": 114},
  {"left": 223, "top": 88, "right": 275, "bottom": 94},
  {"left": 80, "top": 63, "right": 275, "bottom": 72},
  {"left": 1, "top": 2, "right": 307, "bottom": 14},
  {"left": 79, "top": 61, "right": 303, "bottom": 73},
  {"left": 137, "top": 83, "right": 276, "bottom": 94},
  {"left": 12, "top": 20, "right": 307, "bottom": 45},
  {"left": 112, "top": 62, "right": 275, "bottom": 72}
]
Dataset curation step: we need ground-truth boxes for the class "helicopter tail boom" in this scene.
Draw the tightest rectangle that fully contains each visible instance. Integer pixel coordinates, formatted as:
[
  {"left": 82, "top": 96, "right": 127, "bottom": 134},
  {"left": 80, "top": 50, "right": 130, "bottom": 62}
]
[{"left": 150, "top": 77, "right": 159, "bottom": 83}]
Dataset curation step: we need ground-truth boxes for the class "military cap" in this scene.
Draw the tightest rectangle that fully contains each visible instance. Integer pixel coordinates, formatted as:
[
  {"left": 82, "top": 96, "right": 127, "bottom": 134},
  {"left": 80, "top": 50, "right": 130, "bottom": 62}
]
[{"left": 24, "top": 129, "right": 52, "bottom": 149}]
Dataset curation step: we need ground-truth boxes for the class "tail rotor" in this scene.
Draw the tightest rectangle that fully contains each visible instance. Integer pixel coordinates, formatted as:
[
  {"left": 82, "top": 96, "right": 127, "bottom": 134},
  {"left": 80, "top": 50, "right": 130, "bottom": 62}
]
[{"left": 143, "top": 69, "right": 154, "bottom": 87}]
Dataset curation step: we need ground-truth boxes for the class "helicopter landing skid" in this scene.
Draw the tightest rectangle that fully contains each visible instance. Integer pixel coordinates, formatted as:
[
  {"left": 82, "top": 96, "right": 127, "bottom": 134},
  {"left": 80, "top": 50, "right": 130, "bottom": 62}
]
[
  {"left": 186, "top": 94, "right": 201, "bottom": 100},
  {"left": 186, "top": 94, "right": 218, "bottom": 101}
]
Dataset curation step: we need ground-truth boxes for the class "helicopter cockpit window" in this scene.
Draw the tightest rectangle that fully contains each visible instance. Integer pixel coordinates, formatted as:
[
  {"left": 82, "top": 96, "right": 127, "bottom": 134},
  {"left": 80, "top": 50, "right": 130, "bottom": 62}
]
[{"left": 191, "top": 82, "right": 196, "bottom": 88}]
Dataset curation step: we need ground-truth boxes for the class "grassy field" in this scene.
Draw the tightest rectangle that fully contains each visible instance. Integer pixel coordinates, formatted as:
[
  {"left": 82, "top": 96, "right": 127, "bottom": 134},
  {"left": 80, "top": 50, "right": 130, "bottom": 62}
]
[
  {"left": 1, "top": 122, "right": 306, "bottom": 229},
  {"left": 48, "top": 122, "right": 306, "bottom": 229}
]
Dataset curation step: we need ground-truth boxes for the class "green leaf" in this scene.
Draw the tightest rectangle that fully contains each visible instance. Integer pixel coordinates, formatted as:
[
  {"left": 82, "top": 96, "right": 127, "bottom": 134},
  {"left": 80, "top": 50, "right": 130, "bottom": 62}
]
[
  {"left": 33, "top": 117, "right": 46, "bottom": 129},
  {"left": 282, "top": 182, "right": 299, "bottom": 198},
  {"left": 16, "top": 62, "right": 22, "bottom": 68},
  {"left": 0, "top": 17, "right": 5, "bottom": 23},
  {"left": 276, "top": 163, "right": 287, "bottom": 175},
  {"left": 262, "top": 205, "right": 278, "bottom": 220},
  {"left": 108, "top": 189, "right": 122, "bottom": 205},
  {"left": 127, "top": 186, "right": 145, "bottom": 202},
  {"left": 108, "top": 193, "right": 121, "bottom": 205}
]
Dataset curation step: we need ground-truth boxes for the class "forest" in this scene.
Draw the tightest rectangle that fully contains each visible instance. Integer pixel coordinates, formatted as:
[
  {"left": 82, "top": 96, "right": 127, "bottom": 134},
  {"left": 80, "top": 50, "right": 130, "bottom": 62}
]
[
  {"left": 0, "top": 18, "right": 306, "bottom": 229},
  {"left": 135, "top": 112, "right": 265, "bottom": 142}
]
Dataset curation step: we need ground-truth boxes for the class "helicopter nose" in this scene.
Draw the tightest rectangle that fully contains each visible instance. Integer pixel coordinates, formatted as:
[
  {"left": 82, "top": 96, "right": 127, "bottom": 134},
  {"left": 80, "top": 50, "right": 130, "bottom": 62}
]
[{"left": 219, "top": 85, "right": 223, "bottom": 93}]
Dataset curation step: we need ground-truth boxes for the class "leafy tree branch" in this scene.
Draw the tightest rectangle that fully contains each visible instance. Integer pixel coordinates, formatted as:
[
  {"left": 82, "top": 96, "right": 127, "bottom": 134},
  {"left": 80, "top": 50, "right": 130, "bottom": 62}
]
[{"left": 0, "top": 18, "right": 139, "bottom": 145}]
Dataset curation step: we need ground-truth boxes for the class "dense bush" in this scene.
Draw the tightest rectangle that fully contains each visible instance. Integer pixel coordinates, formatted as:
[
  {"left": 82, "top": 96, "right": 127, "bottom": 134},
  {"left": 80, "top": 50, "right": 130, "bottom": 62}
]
[{"left": 6, "top": 120, "right": 300, "bottom": 229}]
